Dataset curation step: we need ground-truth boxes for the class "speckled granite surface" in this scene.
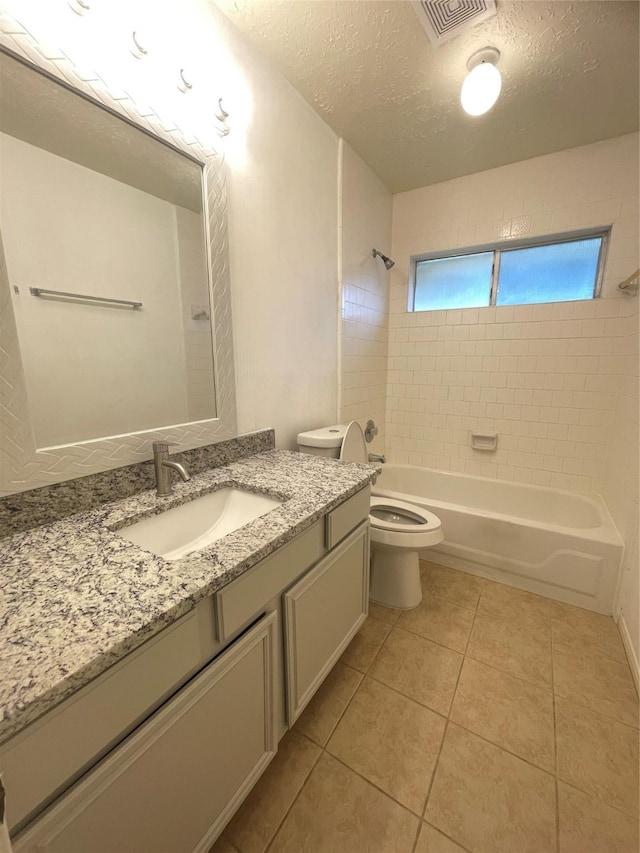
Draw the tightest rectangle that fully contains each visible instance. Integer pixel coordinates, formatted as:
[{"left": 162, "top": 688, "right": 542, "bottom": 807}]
[
  {"left": 0, "top": 429, "right": 275, "bottom": 538},
  {"left": 0, "top": 450, "right": 377, "bottom": 744}
]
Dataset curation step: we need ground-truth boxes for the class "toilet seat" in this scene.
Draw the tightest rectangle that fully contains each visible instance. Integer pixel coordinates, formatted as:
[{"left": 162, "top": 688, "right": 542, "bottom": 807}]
[
  {"left": 339, "top": 421, "right": 368, "bottom": 464},
  {"left": 338, "top": 422, "right": 444, "bottom": 550},
  {"left": 370, "top": 497, "right": 441, "bottom": 533},
  {"left": 369, "top": 496, "right": 443, "bottom": 550}
]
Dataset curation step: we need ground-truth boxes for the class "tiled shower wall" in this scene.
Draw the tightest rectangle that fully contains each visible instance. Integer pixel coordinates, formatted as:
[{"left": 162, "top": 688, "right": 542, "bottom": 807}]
[
  {"left": 339, "top": 141, "right": 392, "bottom": 455},
  {"left": 388, "top": 133, "right": 639, "bottom": 493}
]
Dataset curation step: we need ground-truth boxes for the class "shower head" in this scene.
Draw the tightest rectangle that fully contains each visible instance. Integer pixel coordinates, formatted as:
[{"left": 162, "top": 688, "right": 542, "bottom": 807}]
[{"left": 372, "top": 248, "right": 395, "bottom": 270}]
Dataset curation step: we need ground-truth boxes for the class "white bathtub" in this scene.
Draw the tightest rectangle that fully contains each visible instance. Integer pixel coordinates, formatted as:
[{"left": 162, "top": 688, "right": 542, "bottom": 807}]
[{"left": 372, "top": 465, "right": 624, "bottom": 614}]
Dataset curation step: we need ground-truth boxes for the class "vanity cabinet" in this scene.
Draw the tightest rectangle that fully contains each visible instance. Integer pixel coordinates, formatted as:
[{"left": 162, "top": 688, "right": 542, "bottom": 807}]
[
  {"left": 285, "top": 521, "right": 369, "bottom": 723},
  {"left": 7, "top": 485, "right": 371, "bottom": 853},
  {"left": 14, "top": 613, "right": 277, "bottom": 853}
]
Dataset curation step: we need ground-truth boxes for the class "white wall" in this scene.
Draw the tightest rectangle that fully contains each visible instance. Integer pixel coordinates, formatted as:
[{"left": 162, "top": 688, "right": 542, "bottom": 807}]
[
  {"left": 389, "top": 134, "right": 639, "bottom": 493},
  {"left": 603, "top": 298, "right": 639, "bottom": 673},
  {"left": 175, "top": 207, "right": 216, "bottom": 423},
  {"left": 201, "top": 3, "right": 340, "bottom": 449},
  {"left": 1, "top": 131, "right": 190, "bottom": 447},
  {"left": 339, "top": 141, "right": 392, "bottom": 457}
]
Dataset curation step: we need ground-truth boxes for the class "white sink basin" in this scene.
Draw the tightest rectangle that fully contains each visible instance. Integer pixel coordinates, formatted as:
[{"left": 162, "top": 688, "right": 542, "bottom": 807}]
[{"left": 118, "top": 487, "right": 283, "bottom": 561}]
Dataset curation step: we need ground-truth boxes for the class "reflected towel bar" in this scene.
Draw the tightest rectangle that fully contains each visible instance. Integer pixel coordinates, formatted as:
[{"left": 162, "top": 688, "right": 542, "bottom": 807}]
[{"left": 29, "top": 287, "right": 142, "bottom": 309}]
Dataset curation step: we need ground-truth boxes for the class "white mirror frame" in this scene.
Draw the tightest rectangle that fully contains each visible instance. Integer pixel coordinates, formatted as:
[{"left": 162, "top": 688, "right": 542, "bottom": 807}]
[{"left": 0, "top": 16, "right": 237, "bottom": 497}]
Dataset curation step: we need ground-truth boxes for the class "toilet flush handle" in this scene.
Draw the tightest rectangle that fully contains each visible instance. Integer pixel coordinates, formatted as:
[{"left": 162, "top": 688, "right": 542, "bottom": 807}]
[{"left": 364, "top": 420, "right": 378, "bottom": 443}]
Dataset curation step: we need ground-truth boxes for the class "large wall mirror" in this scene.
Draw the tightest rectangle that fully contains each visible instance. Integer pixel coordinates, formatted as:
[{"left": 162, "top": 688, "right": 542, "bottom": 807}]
[{"left": 0, "top": 20, "right": 237, "bottom": 497}]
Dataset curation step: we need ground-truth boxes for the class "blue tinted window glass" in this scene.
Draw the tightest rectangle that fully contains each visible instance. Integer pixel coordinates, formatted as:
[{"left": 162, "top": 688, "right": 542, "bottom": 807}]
[
  {"left": 497, "top": 238, "right": 601, "bottom": 306},
  {"left": 414, "top": 252, "right": 493, "bottom": 311}
]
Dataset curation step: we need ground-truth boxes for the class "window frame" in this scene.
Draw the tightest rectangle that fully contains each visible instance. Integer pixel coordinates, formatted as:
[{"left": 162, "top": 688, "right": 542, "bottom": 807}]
[{"left": 408, "top": 227, "right": 611, "bottom": 312}]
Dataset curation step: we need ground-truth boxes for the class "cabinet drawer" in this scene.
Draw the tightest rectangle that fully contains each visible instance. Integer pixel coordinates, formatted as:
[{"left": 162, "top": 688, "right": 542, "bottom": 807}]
[
  {"left": 325, "top": 487, "right": 370, "bottom": 549},
  {"left": 14, "top": 613, "right": 278, "bottom": 853},
  {"left": 215, "top": 520, "right": 324, "bottom": 642},
  {"left": 284, "top": 522, "right": 369, "bottom": 723},
  {"left": 2, "top": 597, "right": 218, "bottom": 834}
]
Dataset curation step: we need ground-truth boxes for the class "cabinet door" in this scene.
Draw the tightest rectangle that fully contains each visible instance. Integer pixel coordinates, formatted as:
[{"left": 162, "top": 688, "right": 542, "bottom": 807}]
[
  {"left": 14, "top": 612, "right": 277, "bottom": 853},
  {"left": 284, "top": 522, "right": 369, "bottom": 724}
]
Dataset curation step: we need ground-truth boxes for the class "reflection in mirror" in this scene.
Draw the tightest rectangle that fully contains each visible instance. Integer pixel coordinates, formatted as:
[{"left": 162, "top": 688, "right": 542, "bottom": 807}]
[{"left": 0, "top": 51, "right": 216, "bottom": 449}]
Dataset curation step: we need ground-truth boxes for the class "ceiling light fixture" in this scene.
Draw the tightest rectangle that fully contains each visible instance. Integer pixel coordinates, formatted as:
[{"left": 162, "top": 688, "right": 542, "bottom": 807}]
[
  {"left": 461, "top": 46, "right": 501, "bottom": 117},
  {"left": 177, "top": 68, "right": 193, "bottom": 93},
  {"left": 68, "top": 0, "right": 90, "bottom": 15},
  {"left": 130, "top": 31, "right": 148, "bottom": 60}
]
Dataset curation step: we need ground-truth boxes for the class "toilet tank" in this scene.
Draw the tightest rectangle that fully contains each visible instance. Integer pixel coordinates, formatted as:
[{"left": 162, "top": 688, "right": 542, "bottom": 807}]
[{"left": 297, "top": 425, "right": 346, "bottom": 459}]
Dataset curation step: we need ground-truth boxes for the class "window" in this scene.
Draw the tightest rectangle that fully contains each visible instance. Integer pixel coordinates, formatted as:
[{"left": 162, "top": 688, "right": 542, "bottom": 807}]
[{"left": 412, "top": 232, "right": 607, "bottom": 312}]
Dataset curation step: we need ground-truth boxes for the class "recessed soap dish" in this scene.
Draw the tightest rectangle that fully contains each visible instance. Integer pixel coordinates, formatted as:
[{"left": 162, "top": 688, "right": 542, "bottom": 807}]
[{"left": 471, "top": 433, "right": 498, "bottom": 451}]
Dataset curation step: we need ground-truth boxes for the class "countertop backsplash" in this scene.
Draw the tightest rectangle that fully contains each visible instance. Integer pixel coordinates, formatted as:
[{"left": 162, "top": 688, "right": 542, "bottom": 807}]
[{"left": 0, "top": 429, "right": 275, "bottom": 538}]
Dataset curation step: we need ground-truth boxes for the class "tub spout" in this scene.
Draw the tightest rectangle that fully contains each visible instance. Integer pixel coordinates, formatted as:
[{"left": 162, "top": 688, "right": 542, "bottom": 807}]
[{"left": 368, "top": 453, "right": 386, "bottom": 464}]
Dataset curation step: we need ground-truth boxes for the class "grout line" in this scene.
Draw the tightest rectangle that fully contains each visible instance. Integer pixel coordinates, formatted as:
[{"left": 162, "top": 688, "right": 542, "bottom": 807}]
[
  {"left": 298, "top": 665, "right": 364, "bottom": 749},
  {"left": 555, "top": 778, "right": 561, "bottom": 853},
  {"left": 460, "top": 650, "right": 555, "bottom": 694},
  {"left": 423, "top": 821, "right": 475, "bottom": 853},
  {"left": 327, "top": 750, "right": 425, "bottom": 821},
  {"left": 447, "top": 716, "right": 557, "bottom": 778},
  {"left": 364, "top": 668, "right": 450, "bottom": 721},
  {"left": 422, "top": 718, "right": 449, "bottom": 821},
  {"left": 262, "top": 740, "right": 323, "bottom": 853},
  {"left": 409, "top": 819, "right": 422, "bottom": 853},
  {"left": 557, "top": 779, "right": 640, "bottom": 823},
  {"left": 552, "top": 684, "right": 639, "bottom": 731}
]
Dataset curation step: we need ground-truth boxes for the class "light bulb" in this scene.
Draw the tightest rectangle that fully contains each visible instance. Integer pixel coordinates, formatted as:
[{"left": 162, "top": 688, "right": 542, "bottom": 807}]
[{"left": 461, "top": 60, "right": 502, "bottom": 116}]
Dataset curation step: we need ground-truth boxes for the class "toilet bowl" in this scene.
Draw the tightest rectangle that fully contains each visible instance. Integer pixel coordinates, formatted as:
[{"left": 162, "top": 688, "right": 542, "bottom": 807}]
[{"left": 297, "top": 422, "right": 444, "bottom": 609}]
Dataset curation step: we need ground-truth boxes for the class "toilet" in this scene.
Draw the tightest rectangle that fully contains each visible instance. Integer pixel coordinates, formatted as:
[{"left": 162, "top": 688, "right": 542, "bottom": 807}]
[{"left": 297, "top": 422, "right": 443, "bottom": 609}]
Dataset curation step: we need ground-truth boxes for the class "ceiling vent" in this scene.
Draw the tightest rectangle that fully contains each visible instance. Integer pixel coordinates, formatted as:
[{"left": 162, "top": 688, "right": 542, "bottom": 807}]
[{"left": 411, "top": 0, "right": 497, "bottom": 47}]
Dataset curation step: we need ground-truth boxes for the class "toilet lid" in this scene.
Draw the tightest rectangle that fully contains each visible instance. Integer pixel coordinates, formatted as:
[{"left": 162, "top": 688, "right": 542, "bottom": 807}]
[
  {"left": 339, "top": 421, "right": 368, "bottom": 464},
  {"left": 369, "top": 496, "right": 442, "bottom": 534}
]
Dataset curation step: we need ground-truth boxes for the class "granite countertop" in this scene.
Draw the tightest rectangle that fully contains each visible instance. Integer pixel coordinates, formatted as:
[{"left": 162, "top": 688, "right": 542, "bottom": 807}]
[{"left": 0, "top": 450, "right": 377, "bottom": 745}]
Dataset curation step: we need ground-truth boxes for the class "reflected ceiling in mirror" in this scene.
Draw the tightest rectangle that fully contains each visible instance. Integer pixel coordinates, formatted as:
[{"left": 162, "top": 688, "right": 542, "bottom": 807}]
[{"left": 0, "top": 50, "right": 216, "bottom": 448}]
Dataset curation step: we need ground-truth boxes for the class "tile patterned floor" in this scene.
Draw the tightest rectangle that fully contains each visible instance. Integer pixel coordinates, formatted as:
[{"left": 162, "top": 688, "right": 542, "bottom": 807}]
[{"left": 213, "top": 561, "right": 639, "bottom": 853}]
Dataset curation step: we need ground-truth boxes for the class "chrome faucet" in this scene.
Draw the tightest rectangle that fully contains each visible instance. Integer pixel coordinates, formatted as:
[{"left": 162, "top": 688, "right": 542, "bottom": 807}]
[
  {"left": 152, "top": 442, "right": 191, "bottom": 496},
  {"left": 368, "top": 453, "right": 386, "bottom": 464}
]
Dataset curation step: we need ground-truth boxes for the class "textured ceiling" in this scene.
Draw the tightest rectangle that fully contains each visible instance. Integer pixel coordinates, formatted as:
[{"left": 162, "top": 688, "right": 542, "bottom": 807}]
[{"left": 213, "top": 0, "right": 639, "bottom": 192}]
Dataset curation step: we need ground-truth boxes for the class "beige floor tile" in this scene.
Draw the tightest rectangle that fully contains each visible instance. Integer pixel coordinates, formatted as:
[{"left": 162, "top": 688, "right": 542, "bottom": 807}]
[
  {"left": 294, "top": 662, "right": 363, "bottom": 746},
  {"left": 415, "top": 823, "right": 469, "bottom": 853},
  {"left": 551, "top": 602, "right": 627, "bottom": 663},
  {"left": 420, "top": 562, "right": 484, "bottom": 610},
  {"left": 398, "top": 594, "right": 475, "bottom": 653},
  {"left": 555, "top": 696, "right": 639, "bottom": 817},
  {"left": 368, "top": 600, "right": 402, "bottom": 625},
  {"left": 340, "top": 615, "right": 391, "bottom": 672},
  {"left": 553, "top": 645, "right": 639, "bottom": 727},
  {"left": 450, "top": 657, "right": 555, "bottom": 770},
  {"left": 222, "top": 730, "right": 320, "bottom": 853},
  {"left": 466, "top": 612, "right": 552, "bottom": 688},
  {"left": 558, "top": 782, "right": 640, "bottom": 853},
  {"left": 425, "top": 723, "right": 557, "bottom": 853},
  {"left": 269, "top": 752, "right": 419, "bottom": 853},
  {"left": 477, "top": 580, "right": 551, "bottom": 633},
  {"left": 369, "top": 626, "right": 462, "bottom": 715},
  {"left": 327, "top": 677, "right": 446, "bottom": 814}
]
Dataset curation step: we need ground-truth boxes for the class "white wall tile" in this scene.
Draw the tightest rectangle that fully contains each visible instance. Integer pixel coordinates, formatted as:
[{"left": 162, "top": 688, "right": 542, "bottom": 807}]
[{"left": 388, "top": 133, "right": 639, "bottom": 496}]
